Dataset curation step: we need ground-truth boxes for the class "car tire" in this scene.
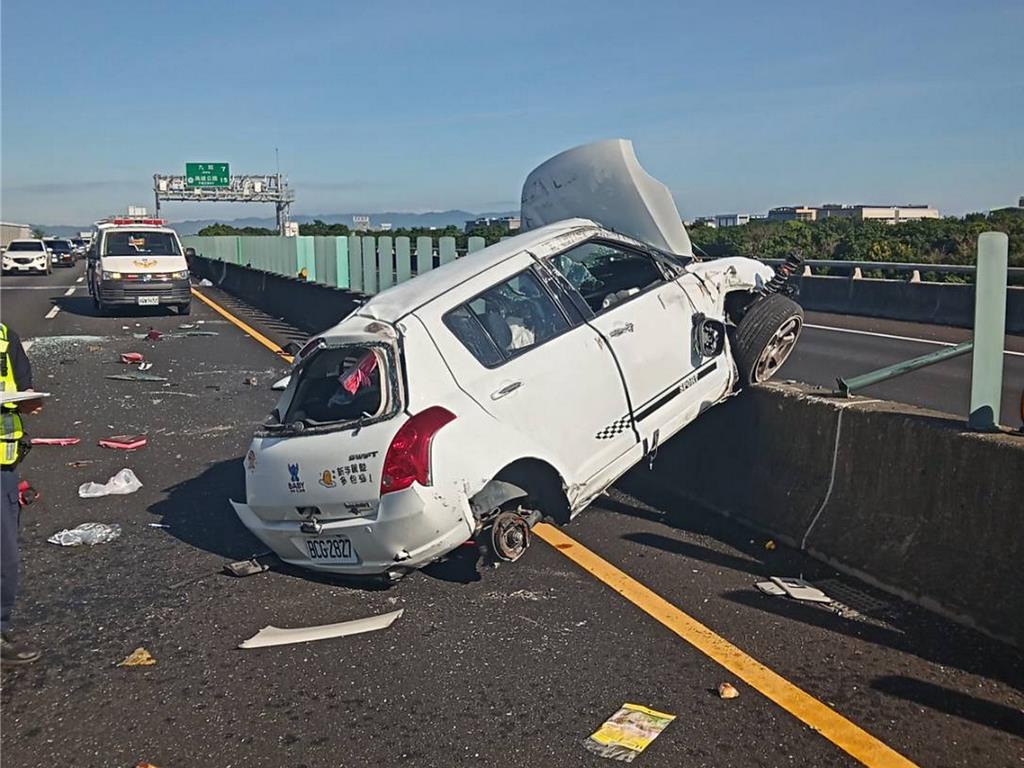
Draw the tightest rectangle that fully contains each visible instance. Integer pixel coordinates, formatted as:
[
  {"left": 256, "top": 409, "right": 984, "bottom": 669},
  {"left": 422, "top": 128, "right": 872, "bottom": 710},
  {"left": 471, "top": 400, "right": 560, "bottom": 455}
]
[
  {"left": 178, "top": 302, "right": 191, "bottom": 316},
  {"left": 730, "top": 294, "right": 803, "bottom": 386}
]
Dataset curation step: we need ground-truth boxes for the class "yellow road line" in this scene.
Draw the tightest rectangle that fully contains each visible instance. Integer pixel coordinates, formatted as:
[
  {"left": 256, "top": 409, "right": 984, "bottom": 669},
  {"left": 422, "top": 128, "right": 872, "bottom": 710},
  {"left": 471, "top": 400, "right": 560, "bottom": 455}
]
[
  {"left": 191, "top": 287, "right": 294, "bottom": 363},
  {"left": 533, "top": 522, "right": 918, "bottom": 768}
]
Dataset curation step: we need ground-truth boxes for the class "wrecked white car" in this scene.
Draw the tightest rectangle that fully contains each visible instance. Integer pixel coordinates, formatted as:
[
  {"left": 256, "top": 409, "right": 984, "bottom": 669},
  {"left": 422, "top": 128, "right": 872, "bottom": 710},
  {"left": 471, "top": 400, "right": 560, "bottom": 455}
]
[{"left": 232, "top": 140, "right": 803, "bottom": 579}]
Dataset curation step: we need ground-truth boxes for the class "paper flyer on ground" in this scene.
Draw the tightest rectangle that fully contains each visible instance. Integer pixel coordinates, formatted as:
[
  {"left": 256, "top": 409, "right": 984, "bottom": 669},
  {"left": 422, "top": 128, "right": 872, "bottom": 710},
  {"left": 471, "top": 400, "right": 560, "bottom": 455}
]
[
  {"left": 0, "top": 391, "right": 50, "bottom": 405},
  {"left": 583, "top": 703, "right": 676, "bottom": 762}
]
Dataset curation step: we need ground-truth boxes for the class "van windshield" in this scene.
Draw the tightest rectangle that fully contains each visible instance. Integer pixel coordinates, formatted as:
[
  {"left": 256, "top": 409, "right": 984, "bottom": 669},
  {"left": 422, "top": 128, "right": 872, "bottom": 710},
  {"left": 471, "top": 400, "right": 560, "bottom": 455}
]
[
  {"left": 104, "top": 231, "right": 180, "bottom": 256},
  {"left": 282, "top": 345, "right": 394, "bottom": 428}
]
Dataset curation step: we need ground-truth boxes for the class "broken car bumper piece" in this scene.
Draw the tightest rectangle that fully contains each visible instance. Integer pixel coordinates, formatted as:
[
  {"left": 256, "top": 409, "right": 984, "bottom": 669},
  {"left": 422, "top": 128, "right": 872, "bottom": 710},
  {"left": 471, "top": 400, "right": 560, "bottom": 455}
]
[{"left": 238, "top": 608, "right": 404, "bottom": 649}]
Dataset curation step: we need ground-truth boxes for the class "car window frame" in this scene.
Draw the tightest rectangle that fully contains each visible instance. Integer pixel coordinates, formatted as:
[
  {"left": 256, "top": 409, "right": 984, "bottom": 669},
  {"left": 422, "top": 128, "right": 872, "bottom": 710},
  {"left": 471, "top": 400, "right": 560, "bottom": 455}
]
[
  {"left": 442, "top": 264, "right": 583, "bottom": 370},
  {"left": 543, "top": 238, "right": 676, "bottom": 319}
]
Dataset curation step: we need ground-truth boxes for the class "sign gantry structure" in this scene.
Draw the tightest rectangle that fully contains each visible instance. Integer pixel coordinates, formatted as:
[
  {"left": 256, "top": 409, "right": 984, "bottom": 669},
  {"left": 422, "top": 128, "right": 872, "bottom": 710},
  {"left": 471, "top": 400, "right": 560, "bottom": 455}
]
[{"left": 153, "top": 164, "right": 295, "bottom": 234}]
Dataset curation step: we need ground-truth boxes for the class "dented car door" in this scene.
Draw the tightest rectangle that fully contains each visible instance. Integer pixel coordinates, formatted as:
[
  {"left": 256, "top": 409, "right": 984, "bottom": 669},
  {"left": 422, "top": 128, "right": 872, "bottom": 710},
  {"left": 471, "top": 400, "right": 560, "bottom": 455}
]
[{"left": 546, "top": 239, "right": 701, "bottom": 449}]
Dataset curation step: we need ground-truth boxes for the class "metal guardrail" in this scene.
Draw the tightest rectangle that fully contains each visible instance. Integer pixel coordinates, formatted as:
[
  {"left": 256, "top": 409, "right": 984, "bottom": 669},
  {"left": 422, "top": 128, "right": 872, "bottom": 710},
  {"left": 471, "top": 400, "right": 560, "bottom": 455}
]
[{"left": 760, "top": 258, "right": 1024, "bottom": 278}]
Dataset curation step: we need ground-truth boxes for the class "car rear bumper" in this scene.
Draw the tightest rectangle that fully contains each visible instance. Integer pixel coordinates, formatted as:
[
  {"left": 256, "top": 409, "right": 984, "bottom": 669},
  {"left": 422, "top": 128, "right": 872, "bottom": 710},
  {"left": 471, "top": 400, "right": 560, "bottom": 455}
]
[
  {"left": 231, "top": 484, "right": 475, "bottom": 575},
  {"left": 97, "top": 278, "right": 191, "bottom": 305}
]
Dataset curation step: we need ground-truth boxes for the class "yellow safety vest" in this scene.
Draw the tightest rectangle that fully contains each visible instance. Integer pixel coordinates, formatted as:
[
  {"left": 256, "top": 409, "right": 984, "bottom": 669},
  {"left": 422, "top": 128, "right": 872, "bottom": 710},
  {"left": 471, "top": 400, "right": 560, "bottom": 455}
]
[{"left": 0, "top": 323, "right": 25, "bottom": 466}]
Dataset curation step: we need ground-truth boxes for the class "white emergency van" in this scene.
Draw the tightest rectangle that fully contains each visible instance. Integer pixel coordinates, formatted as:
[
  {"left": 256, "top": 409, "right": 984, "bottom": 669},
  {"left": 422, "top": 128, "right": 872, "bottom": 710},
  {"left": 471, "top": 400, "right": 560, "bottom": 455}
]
[{"left": 87, "top": 214, "right": 191, "bottom": 315}]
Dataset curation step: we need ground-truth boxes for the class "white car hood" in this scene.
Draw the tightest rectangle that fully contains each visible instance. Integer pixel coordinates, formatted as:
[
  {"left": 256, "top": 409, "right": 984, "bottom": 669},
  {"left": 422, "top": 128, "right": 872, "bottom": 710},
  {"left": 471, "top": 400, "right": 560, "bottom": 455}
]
[{"left": 520, "top": 139, "right": 693, "bottom": 258}]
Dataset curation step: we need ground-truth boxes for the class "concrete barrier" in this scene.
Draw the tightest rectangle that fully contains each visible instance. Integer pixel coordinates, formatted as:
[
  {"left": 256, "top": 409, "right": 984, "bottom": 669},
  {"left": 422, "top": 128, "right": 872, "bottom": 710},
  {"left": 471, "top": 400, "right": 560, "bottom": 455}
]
[
  {"left": 188, "top": 254, "right": 362, "bottom": 335},
  {"left": 797, "top": 275, "right": 1024, "bottom": 332},
  {"left": 624, "top": 384, "right": 1024, "bottom": 647}
]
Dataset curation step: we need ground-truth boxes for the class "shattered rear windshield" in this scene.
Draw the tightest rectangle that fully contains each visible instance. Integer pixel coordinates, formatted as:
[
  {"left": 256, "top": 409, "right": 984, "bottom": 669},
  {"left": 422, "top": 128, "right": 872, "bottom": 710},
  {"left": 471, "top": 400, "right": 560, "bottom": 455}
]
[{"left": 282, "top": 345, "right": 393, "bottom": 428}]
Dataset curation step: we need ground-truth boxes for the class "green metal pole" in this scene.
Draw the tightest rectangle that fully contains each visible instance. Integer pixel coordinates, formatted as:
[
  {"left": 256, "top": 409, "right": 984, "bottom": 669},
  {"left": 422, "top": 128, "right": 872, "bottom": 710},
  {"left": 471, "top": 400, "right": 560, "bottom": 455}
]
[
  {"left": 968, "top": 232, "right": 1008, "bottom": 431},
  {"left": 835, "top": 341, "right": 974, "bottom": 397}
]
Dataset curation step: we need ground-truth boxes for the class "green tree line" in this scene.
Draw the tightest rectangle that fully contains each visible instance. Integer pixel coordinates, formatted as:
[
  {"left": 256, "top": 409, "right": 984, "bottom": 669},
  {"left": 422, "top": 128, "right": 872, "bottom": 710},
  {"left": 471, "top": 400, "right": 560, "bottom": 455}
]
[{"left": 689, "top": 209, "right": 1023, "bottom": 279}]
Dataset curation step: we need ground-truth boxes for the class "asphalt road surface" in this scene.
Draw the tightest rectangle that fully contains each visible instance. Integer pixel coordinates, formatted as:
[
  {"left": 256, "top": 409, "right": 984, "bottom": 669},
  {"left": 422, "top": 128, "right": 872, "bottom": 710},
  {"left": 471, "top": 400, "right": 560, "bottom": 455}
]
[
  {"left": 0, "top": 262, "right": 1021, "bottom": 767},
  {"left": 781, "top": 312, "right": 1024, "bottom": 429}
]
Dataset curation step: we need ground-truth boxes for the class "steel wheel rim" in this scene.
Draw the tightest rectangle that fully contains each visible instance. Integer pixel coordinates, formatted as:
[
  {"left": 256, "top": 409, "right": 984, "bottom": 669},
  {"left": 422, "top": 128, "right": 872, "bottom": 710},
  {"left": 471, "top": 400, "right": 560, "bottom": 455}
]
[{"left": 754, "top": 316, "right": 802, "bottom": 382}]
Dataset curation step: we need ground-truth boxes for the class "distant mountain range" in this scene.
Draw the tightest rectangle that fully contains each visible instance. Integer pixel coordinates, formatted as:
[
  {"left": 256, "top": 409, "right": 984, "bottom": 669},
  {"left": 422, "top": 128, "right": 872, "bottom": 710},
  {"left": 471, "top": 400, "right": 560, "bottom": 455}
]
[{"left": 34, "top": 210, "right": 517, "bottom": 237}]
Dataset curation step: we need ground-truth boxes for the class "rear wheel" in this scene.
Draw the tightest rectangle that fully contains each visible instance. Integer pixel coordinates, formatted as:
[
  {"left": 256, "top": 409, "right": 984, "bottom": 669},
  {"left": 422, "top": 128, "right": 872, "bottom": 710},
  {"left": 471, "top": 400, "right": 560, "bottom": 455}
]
[{"left": 730, "top": 294, "right": 803, "bottom": 386}]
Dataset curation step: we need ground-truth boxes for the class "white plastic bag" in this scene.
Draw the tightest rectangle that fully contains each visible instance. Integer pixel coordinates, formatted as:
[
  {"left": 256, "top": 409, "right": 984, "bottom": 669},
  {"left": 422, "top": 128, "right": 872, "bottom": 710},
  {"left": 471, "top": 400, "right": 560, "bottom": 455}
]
[
  {"left": 48, "top": 522, "right": 122, "bottom": 547},
  {"left": 78, "top": 468, "right": 143, "bottom": 498}
]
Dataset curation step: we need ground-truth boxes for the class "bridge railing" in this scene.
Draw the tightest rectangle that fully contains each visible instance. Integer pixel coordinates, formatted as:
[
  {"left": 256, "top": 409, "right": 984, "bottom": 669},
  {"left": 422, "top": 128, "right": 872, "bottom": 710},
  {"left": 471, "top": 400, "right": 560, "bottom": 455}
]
[
  {"left": 760, "top": 257, "right": 1024, "bottom": 282},
  {"left": 181, "top": 234, "right": 489, "bottom": 294}
]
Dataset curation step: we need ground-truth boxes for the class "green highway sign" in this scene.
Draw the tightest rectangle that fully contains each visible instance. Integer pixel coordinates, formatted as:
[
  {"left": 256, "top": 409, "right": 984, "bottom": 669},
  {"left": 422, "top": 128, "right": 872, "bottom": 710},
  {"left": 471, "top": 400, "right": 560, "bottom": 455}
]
[{"left": 185, "top": 162, "right": 230, "bottom": 188}]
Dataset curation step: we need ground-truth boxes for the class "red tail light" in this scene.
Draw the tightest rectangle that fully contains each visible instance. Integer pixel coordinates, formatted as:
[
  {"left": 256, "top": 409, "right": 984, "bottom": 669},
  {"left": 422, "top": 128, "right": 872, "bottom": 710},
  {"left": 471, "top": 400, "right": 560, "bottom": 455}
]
[{"left": 380, "top": 407, "right": 456, "bottom": 495}]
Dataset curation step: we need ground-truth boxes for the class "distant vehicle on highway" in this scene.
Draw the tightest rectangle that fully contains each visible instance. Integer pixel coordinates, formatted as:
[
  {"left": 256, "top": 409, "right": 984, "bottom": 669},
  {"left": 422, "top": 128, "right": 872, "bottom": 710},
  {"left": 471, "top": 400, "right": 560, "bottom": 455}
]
[
  {"left": 87, "top": 213, "right": 191, "bottom": 315},
  {"left": 2, "top": 239, "right": 52, "bottom": 275},
  {"left": 70, "top": 237, "right": 88, "bottom": 257},
  {"left": 44, "top": 238, "right": 76, "bottom": 267},
  {"left": 234, "top": 140, "right": 804, "bottom": 580}
]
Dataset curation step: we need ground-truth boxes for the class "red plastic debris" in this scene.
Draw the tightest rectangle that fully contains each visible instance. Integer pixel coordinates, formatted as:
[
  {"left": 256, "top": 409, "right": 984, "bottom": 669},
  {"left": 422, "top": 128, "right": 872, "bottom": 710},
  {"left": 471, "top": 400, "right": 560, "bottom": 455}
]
[
  {"left": 121, "top": 352, "right": 145, "bottom": 364},
  {"left": 98, "top": 435, "right": 148, "bottom": 450},
  {"left": 146, "top": 329, "right": 163, "bottom": 341},
  {"left": 341, "top": 352, "right": 378, "bottom": 395},
  {"left": 30, "top": 437, "right": 81, "bottom": 446},
  {"left": 17, "top": 480, "right": 38, "bottom": 506}
]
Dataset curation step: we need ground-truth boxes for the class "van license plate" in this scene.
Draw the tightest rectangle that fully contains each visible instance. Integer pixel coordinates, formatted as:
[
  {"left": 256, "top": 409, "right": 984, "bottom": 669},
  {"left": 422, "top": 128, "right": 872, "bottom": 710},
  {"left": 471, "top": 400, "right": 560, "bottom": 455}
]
[
  {"left": 304, "top": 536, "right": 358, "bottom": 563},
  {"left": 137, "top": 296, "right": 159, "bottom": 306}
]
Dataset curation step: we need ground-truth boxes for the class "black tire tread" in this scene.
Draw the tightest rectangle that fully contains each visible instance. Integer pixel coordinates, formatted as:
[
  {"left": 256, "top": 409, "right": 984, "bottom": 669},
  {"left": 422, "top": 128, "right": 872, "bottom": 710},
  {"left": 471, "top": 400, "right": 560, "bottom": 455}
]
[{"left": 731, "top": 294, "right": 803, "bottom": 386}]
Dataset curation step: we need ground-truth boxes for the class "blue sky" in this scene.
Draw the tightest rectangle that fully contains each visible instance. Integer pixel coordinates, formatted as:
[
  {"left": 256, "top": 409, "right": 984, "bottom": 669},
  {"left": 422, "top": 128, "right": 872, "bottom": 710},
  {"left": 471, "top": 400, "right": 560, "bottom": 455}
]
[{"left": 2, "top": 0, "right": 1021, "bottom": 224}]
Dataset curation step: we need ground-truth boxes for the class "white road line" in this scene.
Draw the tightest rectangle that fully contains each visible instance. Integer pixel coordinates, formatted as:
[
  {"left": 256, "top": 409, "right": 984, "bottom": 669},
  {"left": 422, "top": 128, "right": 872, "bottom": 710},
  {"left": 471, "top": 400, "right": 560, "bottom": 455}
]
[
  {"left": 0, "top": 286, "right": 75, "bottom": 290},
  {"left": 76, "top": 276, "right": 84, "bottom": 283},
  {"left": 64, "top": 286, "right": 76, "bottom": 296},
  {"left": 44, "top": 306, "right": 60, "bottom": 320},
  {"left": 804, "top": 323, "right": 1024, "bottom": 358}
]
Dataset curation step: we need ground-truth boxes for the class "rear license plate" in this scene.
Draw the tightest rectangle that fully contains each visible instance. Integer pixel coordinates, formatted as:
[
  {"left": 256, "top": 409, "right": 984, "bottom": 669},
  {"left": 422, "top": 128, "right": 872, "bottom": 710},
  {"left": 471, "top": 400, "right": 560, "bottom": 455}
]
[
  {"left": 304, "top": 536, "right": 358, "bottom": 563},
  {"left": 137, "top": 296, "right": 159, "bottom": 306}
]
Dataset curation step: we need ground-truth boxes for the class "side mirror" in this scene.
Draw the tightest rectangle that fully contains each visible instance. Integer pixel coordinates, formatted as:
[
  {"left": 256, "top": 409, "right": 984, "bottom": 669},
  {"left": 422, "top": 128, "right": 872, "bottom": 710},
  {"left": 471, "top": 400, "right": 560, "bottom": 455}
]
[{"left": 184, "top": 247, "right": 196, "bottom": 258}]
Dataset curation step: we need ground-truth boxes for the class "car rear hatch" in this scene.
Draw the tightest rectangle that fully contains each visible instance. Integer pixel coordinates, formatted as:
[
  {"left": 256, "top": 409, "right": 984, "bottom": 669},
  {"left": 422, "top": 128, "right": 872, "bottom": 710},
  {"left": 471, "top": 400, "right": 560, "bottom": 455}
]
[{"left": 244, "top": 322, "right": 405, "bottom": 522}]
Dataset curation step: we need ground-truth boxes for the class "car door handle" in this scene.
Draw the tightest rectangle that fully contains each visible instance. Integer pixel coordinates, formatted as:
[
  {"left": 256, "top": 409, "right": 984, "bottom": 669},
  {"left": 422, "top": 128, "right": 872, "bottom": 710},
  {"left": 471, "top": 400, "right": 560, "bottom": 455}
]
[
  {"left": 609, "top": 322, "right": 634, "bottom": 337},
  {"left": 490, "top": 381, "right": 523, "bottom": 400}
]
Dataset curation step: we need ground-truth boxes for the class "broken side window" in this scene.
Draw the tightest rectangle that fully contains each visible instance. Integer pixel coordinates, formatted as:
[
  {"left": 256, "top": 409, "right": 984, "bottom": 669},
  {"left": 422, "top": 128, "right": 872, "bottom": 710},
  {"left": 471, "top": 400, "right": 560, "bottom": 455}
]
[
  {"left": 549, "top": 241, "right": 666, "bottom": 313},
  {"left": 448, "top": 270, "right": 570, "bottom": 364}
]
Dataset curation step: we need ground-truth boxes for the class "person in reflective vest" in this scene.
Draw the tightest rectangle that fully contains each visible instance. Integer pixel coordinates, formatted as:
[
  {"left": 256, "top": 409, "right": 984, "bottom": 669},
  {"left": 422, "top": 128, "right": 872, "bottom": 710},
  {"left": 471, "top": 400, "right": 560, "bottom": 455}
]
[{"left": 1, "top": 323, "right": 42, "bottom": 666}]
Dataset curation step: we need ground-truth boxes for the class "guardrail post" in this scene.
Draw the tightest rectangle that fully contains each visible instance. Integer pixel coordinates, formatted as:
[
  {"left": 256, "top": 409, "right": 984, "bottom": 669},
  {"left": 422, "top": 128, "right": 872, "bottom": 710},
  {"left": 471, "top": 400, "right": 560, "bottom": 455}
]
[{"left": 968, "top": 232, "right": 1009, "bottom": 431}]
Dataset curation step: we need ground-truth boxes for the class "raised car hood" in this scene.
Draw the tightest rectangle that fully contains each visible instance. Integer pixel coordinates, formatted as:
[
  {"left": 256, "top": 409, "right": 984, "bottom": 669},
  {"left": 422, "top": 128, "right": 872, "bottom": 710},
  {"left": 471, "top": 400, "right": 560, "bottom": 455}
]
[{"left": 520, "top": 139, "right": 693, "bottom": 258}]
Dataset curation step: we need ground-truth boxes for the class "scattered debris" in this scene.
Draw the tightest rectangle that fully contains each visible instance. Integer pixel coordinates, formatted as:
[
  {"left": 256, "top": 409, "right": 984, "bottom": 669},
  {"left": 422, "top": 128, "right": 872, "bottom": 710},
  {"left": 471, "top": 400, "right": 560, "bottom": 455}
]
[
  {"left": 135, "top": 763, "right": 160, "bottom": 768},
  {"left": 78, "top": 468, "right": 143, "bottom": 498},
  {"left": 717, "top": 682, "right": 740, "bottom": 700},
  {"left": 244, "top": 376, "right": 259, "bottom": 387},
  {"left": 105, "top": 373, "right": 168, "bottom": 382},
  {"left": 59, "top": 358, "right": 78, "bottom": 365},
  {"left": 583, "top": 703, "right": 676, "bottom": 762},
  {"left": 48, "top": 522, "right": 122, "bottom": 546},
  {"left": 147, "top": 329, "right": 163, "bottom": 341},
  {"left": 175, "top": 330, "right": 218, "bottom": 337},
  {"left": 224, "top": 555, "right": 271, "bottom": 577},
  {"left": 138, "top": 362, "right": 154, "bottom": 371},
  {"left": 755, "top": 581, "right": 787, "bottom": 597},
  {"left": 30, "top": 437, "right": 80, "bottom": 446},
  {"left": 117, "top": 647, "right": 156, "bottom": 667},
  {"left": 67, "top": 459, "right": 95, "bottom": 468},
  {"left": 199, "top": 278, "right": 213, "bottom": 286},
  {"left": 238, "top": 608, "right": 404, "bottom": 649},
  {"left": 121, "top": 352, "right": 144, "bottom": 364},
  {"left": 18, "top": 481, "right": 38, "bottom": 506},
  {"left": 756, "top": 577, "right": 832, "bottom": 604},
  {"left": 148, "top": 523, "right": 170, "bottom": 529},
  {"left": 179, "top": 323, "right": 197, "bottom": 330},
  {"left": 271, "top": 375, "right": 291, "bottom": 391},
  {"left": 764, "top": 540, "right": 776, "bottom": 551},
  {"left": 98, "top": 435, "right": 148, "bottom": 450}
]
